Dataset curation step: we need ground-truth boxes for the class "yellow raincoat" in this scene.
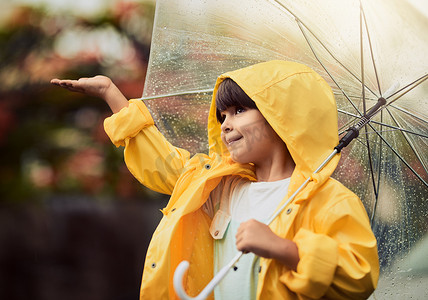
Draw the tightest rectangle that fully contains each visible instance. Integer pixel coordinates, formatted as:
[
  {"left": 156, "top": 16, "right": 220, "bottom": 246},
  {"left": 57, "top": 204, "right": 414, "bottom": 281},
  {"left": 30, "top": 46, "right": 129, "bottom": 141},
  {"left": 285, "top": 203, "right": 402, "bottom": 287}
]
[{"left": 104, "top": 61, "right": 379, "bottom": 299}]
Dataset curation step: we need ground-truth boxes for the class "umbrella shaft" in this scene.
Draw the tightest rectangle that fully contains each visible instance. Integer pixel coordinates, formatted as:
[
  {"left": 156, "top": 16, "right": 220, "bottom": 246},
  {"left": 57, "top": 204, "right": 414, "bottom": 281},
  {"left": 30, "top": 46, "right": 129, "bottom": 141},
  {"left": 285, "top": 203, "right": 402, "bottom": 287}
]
[
  {"left": 366, "top": 97, "right": 386, "bottom": 119},
  {"left": 335, "top": 97, "right": 386, "bottom": 152}
]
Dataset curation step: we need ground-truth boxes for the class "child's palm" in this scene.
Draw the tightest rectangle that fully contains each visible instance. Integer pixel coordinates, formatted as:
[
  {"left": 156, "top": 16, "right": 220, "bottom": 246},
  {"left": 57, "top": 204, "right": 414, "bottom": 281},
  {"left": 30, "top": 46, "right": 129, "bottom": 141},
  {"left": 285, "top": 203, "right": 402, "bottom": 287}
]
[{"left": 51, "top": 75, "right": 112, "bottom": 99}]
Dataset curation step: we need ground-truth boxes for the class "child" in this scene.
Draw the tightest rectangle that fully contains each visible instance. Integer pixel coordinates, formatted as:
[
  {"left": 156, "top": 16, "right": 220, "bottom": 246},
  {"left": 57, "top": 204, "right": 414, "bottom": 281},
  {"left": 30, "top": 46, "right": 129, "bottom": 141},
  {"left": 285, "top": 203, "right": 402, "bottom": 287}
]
[{"left": 51, "top": 60, "right": 379, "bottom": 299}]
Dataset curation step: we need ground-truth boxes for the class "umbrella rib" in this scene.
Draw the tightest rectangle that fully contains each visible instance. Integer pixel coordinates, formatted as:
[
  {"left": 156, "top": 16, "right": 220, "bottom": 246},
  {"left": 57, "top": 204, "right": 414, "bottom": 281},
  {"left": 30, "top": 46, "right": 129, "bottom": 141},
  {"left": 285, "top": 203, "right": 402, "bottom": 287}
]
[
  {"left": 272, "top": 0, "right": 378, "bottom": 99},
  {"left": 350, "top": 124, "right": 428, "bottom": 188},
  {"left": 334, "top": 92, "right": 376, "bottom": 102},
  {"left": 384, "top": 74, "right": 428, "bottom": 108},
  {"left": 359, "top": 4, "right": 367, "bottom": 114},
  {"left": 386, "top": 73, "right": 428, "bottom": 100},
  {"left": 337, "top": 109, "right": 428, "bottom": 138},
  {"left": 385, "top": 106, "right": 428, "bottom": 175},
  {"left": 295, "top": 20, "right": 364, "bottom": 118},
  {"left": 362, "top": 124, "right": 380, "bottom": 218},
  {"left": 360, "top": 1, "right": 383, "bottom": 96},
  {"left": 353, "top": 129, "right": 428, "bottom": 192},
  {"left": 366, "top": 122, "right": 428, "bottom": 187},
  {"left": 140, "top": 89, "right": 214, "bottom": 101},
  {"left": 363, "top": 129, "right": 427, "bottom": 137},
  {"left": 372, "top": 111, "right": 384, "bottom": 226},
  {"left": 388, "top": 104, "right": 428, "bottom": 126}
]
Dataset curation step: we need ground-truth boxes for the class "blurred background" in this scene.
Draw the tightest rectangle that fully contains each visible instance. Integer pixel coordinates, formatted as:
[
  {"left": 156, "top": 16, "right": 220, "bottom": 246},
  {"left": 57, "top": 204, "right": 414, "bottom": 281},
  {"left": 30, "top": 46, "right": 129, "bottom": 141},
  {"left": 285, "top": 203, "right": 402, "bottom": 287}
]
[{"left": 0, "top": 1, "right": 168, "bottom": 299}]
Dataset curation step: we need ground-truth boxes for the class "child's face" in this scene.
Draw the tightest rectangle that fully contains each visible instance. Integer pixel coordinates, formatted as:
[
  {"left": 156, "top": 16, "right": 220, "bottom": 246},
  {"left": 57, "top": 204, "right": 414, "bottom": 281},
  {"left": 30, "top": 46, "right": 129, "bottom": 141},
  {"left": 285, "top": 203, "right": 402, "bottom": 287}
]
[{"left": 220, "top": 106, "right": 285, "bottom": 165}]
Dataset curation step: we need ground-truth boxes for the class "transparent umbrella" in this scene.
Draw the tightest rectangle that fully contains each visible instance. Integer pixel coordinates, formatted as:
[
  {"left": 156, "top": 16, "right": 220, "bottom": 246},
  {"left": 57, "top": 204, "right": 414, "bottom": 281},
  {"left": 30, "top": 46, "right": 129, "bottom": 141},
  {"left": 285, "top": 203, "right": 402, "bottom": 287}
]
[{"left": 140, "top": 0, "right": 428, "bottom": 298}]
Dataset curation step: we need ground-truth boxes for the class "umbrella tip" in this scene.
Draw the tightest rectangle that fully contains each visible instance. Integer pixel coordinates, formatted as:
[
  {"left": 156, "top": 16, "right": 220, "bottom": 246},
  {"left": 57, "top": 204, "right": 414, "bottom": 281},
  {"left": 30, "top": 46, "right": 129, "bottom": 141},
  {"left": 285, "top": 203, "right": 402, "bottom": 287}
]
[{"left": 384, "top": 82, "right": 400, "bottom": 99}]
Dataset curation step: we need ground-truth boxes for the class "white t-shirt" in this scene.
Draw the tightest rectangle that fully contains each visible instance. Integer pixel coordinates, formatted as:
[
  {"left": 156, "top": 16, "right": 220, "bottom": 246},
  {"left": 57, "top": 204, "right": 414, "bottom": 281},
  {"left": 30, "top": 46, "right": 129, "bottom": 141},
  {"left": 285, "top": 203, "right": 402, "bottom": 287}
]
[
  {"left": 229, "top": 177, "right": 291, "bottom": 222},
  {"left": 204, "top": 176, "right": 291, "bottom": 299},
  {"left": 203, "top": 176, "right": 291, "bottom": 222}
]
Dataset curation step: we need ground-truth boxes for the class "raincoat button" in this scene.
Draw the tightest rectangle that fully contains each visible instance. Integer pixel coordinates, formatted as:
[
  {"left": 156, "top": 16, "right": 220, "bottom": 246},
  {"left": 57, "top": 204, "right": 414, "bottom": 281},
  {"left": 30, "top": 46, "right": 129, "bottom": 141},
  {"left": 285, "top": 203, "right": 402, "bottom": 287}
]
[
  {"left": 151, "top": 263, "right": 156, "bottom": 268},
  {"left": 259, "top": 266, "right": 262, "bottom": 273},
  {"left": 171, "top": 208, "right": 176, "bottom": 212},
  {"left": 204, "top": 164, "right": 211, "bottom": 170},
  {"left": 214, "top": 230, "right": 219, "bottom": 236},
  {"left": 286, "top": 208, "right": 292, "bottom": 214}
]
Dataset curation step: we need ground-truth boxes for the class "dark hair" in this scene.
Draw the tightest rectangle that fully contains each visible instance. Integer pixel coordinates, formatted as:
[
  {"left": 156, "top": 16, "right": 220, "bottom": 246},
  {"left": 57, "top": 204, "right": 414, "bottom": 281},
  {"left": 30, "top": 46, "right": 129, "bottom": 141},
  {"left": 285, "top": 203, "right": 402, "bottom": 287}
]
[{"left": 215, "top": 78, "right": 258, "bottom": 123}]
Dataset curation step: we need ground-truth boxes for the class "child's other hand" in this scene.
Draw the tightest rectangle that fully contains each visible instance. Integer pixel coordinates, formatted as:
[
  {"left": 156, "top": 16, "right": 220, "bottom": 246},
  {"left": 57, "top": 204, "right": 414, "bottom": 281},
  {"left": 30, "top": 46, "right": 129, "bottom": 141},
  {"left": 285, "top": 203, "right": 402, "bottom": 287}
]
[
  {"left": 235, "top": 219, "right": 279, "bottom": 258},
  {"left": 236, "top": 219, "right": 299, "bottom": 270},
  {"left": 50, "top": 75, "right": 112, "bottom": 99}
]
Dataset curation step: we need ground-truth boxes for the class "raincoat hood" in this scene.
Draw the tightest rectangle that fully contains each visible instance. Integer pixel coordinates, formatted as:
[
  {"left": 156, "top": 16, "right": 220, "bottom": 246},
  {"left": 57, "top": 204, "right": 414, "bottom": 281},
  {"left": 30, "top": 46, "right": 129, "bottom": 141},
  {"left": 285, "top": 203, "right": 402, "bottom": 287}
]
[{"left": 208, "top": 60, "right": 340, "bottom": 192}]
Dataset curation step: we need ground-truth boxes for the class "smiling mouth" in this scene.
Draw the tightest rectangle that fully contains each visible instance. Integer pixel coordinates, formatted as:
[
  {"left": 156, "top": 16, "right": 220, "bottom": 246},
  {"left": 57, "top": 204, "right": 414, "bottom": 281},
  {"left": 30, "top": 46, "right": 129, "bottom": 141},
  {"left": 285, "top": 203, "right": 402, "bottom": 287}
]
[{"left": 227, "top": 136, "right": 243, "bottom": 145}]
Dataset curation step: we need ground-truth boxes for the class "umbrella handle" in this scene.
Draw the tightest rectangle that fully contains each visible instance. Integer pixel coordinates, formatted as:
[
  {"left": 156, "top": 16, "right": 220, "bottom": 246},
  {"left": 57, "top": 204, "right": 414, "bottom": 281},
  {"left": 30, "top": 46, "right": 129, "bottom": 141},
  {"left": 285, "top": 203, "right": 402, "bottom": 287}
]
[{"left": 173, "top": 252, "right": 244, "bottom": 300}]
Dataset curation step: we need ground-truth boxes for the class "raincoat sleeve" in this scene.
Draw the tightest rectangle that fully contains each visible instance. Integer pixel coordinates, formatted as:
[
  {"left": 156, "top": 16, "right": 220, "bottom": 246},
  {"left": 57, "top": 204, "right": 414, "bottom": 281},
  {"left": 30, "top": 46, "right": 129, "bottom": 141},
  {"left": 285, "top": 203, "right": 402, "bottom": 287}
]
[
  {"left": 104, "top": 99, "right": 191, "bottom": 195},
  {"left": 281, "top": 192, "right": 379, "bottom": 299}
]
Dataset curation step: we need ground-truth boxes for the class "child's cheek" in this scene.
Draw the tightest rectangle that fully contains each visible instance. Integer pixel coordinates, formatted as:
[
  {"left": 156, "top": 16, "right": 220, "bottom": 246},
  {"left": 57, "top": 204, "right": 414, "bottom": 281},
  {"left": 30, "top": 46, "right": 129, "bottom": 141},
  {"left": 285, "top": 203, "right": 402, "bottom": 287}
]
[
  {"left": 244, "top": 124, "right": 266, "bottom": 147},
  {"left": 220, "top": 133, "right": 227, "bottom": 146}
]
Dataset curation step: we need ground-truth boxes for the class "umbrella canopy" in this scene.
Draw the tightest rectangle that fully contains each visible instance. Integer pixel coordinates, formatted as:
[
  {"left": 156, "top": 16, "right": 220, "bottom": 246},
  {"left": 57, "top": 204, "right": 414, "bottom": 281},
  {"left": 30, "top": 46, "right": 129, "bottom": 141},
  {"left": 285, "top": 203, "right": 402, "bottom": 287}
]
[{"left": 140, "top": 0, "right": 428, "bottom": 297}]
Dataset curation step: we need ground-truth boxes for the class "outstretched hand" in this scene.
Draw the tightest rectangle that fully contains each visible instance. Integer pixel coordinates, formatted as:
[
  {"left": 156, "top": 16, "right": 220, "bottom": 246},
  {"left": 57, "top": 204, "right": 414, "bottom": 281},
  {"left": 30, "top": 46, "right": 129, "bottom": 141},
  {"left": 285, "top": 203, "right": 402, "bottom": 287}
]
[
  {"left": 50, "top": 75, "right": 112, "bottom": 99},
  {"left": 50, "top": 75, "right": 129, "bottom": 113},
  {"left": 236, "top": 219, "right": 300, "bottom": 271}
]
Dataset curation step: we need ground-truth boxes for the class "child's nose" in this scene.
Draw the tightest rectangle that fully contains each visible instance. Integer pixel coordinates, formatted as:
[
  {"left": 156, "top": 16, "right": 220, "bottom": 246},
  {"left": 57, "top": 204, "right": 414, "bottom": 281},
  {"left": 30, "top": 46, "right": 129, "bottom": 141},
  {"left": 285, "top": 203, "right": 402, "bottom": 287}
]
[{"left": 220, "top": 116, "right": 232, "bottom": 133}]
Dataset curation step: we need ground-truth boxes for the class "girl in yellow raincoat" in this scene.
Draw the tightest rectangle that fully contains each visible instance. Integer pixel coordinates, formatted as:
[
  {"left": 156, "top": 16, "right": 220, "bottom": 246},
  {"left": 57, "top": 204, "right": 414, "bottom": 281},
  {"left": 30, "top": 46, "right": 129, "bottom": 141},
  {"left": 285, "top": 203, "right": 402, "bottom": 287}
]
[{"left": 51, "top": 60, "right": 379, "bottom": 299}]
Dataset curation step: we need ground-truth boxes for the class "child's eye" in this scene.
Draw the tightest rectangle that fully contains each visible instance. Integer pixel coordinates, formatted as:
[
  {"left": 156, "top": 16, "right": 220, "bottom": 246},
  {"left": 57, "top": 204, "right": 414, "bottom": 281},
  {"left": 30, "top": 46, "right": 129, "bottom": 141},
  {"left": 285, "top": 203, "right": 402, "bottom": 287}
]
[{"left": 236, "top": 107, "right": 246, "bottom": 114}]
